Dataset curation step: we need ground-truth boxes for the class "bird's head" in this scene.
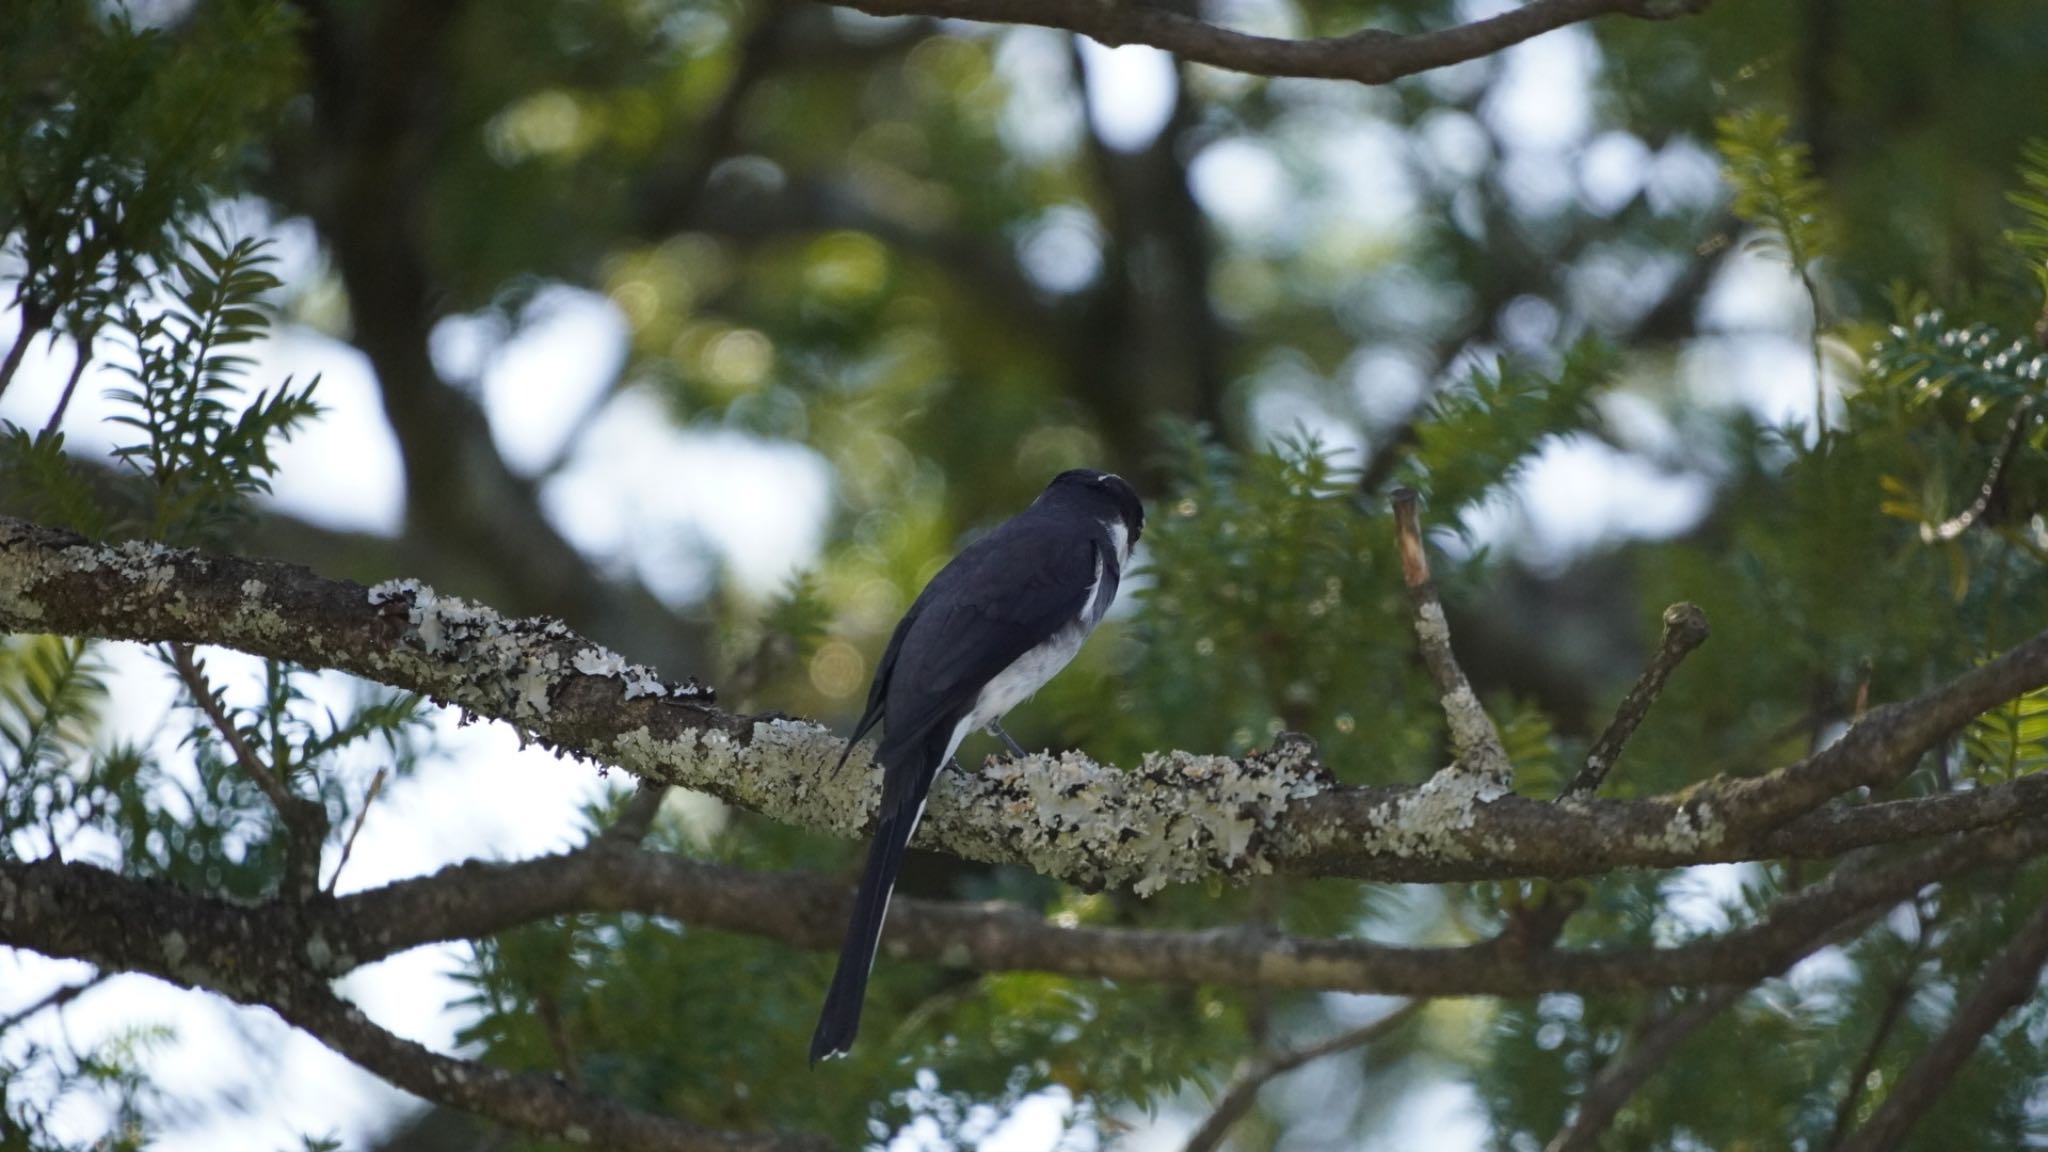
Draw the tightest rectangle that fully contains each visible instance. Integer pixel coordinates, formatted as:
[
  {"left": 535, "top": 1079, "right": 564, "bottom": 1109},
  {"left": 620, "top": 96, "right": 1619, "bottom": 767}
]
[{"left": 1043, "top": 469, "right": 1145, "bottom": 554}]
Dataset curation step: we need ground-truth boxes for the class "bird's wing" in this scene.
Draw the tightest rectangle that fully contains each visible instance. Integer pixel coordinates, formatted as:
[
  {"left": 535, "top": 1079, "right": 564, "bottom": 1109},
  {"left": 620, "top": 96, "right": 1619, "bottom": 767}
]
[
  {"left": 812, "top": 513, "right": 1117, "bottom": 1060},
  {"left": 835, "top": 597, "right": 919, "bottom": 773},
  {"left": 872, "top": 515, "right": 1099, "bottom": 763},
  {"left": 1086, "top": 529, "right": 1121, "bottom": 629}
]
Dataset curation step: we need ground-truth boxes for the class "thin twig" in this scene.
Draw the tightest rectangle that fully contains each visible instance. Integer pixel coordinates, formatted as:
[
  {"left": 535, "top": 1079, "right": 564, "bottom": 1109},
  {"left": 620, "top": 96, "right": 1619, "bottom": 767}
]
[
  {"left": 0, "top": 302, "right": 50, "bottom": 404},
  {"left": 325, "top": 766, "right": 388, "bottom": 893},
  {"left": 1181, "top": 1001, "right": 1423, "bottom": 1152},
  {"left": 599, "top": 784, "right": 671, "bottom": 846},
  {"left": 1825, "top": 911, "right": 1929, "bottom": 1149},
  {"left": 1390, "top": 488, "right": 1512, "bottom": 783},
  {"left": 1805, "top": 264, "right": 1828, "bottom": 436},
  {"left": 1922, "top": 397, "right": 2037, "bottom": 544},
  {"left": 1835, "top": 896, "right": 2048, "bottom": 1152},
  {"left": 537, "top": 991, "right": 588, "bottom": 1093},
  {"left": 38, "top": 330, "right": 94, "bottom": 439},
  {"left": 0, "top": 974, "right": 106, "bottom": 1035},
  {"left": 1565, "top": 602, "right": 1711, "bottom": 797},
  {"left": 167, "top": 643, "right": 329, "bottom": 896},
  {"left": 1544, "top": 986, "right": 1745, "bottom": 1152},
  {"left": 168, "top": 644, "right": 297, "bottom": 814}
]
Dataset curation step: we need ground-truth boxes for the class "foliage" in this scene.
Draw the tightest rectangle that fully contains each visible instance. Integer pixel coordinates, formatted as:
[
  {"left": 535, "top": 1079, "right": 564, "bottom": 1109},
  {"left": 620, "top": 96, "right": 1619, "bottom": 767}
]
[
  {"left": 0, "top": 11, "right": 410, "bottom": 1143},
  {"left": 1865, "top": 310, "right": 2048, "bottom": 567},
  {"left": 0, "top": 0, "right": 296, "bottom": 358},
  {"left": 103, "top": 232, "right": 322, "bottom": 544},
  {"left": 10, "top": 0, "right": 2048, "bottom": 1150},
  {"left": 2006, "top": 139, "right": 2048, "bottom": 304},
  {"left": 0, "top": 637, "right": 108, "bottom": 861},
  {"left": 1396, "top": 340, "right": 1619, "bottom": 526},
  {"left": 1118, "top": 426, "right": 1418, "bottom": 768},
  {"left": 1717, "top": 108, "right": 1831, "bottom": 273},
  {"left": 0, "top": 1023, "right": 170, "bottom": 1152},
  {"left": 2, "top": 230, "right": 322, "bottom": 543}
]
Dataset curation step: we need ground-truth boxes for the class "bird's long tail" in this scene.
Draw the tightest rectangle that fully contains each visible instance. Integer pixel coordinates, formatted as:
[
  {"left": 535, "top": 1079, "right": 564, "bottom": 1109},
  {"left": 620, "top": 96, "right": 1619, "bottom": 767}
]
[{"left": 809, "top": 783, "right": 925, "bottom": 1063}]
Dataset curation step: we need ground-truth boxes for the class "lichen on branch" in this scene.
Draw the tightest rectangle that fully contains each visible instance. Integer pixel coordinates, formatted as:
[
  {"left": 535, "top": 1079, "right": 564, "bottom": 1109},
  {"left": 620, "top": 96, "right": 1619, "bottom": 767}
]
[{"left": 5, "top": 514, "right": 2048, "bottom": 892}]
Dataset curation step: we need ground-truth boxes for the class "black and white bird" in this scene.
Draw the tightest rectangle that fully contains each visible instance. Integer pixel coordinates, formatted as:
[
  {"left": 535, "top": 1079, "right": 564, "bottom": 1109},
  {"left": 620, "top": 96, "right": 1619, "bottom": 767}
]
[{"left": 810, "top": 469, "right": 1145, "bottom": 1063}]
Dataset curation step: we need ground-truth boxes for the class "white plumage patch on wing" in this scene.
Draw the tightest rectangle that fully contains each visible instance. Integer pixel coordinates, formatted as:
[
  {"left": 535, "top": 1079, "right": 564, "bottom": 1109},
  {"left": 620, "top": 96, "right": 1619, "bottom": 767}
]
[{"left": 962, "top": 550, "right": 1103, "bottom": 735}]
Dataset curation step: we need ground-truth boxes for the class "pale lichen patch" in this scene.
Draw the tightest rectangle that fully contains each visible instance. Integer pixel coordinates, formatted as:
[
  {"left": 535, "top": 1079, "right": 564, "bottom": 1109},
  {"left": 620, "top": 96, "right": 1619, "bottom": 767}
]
[
  {"left": 925, "top": 743, "right": 1329, "bottom": 896},
  {"left": 1634, "top": 800, "right": 1726, "bottom": 854},
  {"left": 0, "top": 549, "right": 44, "bottom": 621},
  {"left": 1416, "top": 601, "right": 1452, "bottom": 647},
  {"left": 621, "top": 669, "right": 668, "bottom": 699},
  {"left": 595, "top": 716, "right": 1329, "bottom": 895},
  {"left": 570, "top": 645, "right": 674, "bottom": 700},
  {"left": 573, "top": 648, "right": 629, "bottom": 678},
  {"left": 1355, "top": 763, "right": 1512, "bottom": 861}
]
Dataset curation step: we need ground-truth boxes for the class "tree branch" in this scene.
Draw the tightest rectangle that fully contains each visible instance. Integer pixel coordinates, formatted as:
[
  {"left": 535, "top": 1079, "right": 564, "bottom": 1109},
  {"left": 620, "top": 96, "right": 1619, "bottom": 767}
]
[
  {"left": 1834, "top": 896, "right": 2048, "bottom": 1152},
  {"left": 1392, "top": 488, "right": 1513, "bottom": 786},
  {"left": 167, "top": 642, "right": 331, "bottom": 898},
  {"left": 811, "top": 0, "right": 1712, "bottom": 85},
  {"left": 1544, "top": 986, "right": 1746, "bottom": 1152},
  {"left": 1181, "top": 1001, "right": 1422, "bottom": 1152},
  {"left": 2, "top": 825, "right": 2044, "bottom": 1151},
  {"left": 0, "top": 856, "right": 826, "bottom": 1152},
  {"left": 1566, "top": 602, "right": 1712, "bottom": 797},
  {"left": 279, "top": 983, "right": 824, "bottom": 1152},
  {"left": 1825, "top": 914, "right": 1928, "bottom": 1150},
  {"left": 12, "top": 814, "right": 2039, "bottom": 1017},
  {"left": 7, "top": 517, "right": 2048, "bottom": 891},
  {"left": 324, "top": 817, "right": 2048, "bottom": 994},
  {"left": 0, "top": 974, "right": 104, "bottom": 1035}
]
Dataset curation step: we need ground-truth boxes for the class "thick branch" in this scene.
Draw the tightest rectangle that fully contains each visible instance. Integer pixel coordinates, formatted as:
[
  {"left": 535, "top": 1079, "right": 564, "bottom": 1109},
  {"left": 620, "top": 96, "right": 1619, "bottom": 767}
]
[
  {"left": 0, "top": 857, "right": 823, "bottom": 1152},
  {"left": 1834, "top": 897, "right": 2048, "bottom": 1152},
  {"left": 12, "top": 816, "right": 2038, "bottom": 1013},
  {"left": 813, "top": 0, "right": 1710, "bottom": 85},
  {"left": 7, "top": 517, "right": 2048, "bottom": 889},
  {"left": 323, "top": 817, "right": 2048, "bottom": 994},
  {"left": 0, "top": 821, "right": 2040, "bottom": 1152}
]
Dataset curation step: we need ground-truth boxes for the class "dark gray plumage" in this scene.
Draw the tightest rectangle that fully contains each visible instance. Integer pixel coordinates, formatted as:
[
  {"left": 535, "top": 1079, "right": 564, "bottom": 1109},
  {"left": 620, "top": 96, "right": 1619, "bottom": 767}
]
[{"left": 810, "top": 469, "right": 1144, "bottom": 1063}]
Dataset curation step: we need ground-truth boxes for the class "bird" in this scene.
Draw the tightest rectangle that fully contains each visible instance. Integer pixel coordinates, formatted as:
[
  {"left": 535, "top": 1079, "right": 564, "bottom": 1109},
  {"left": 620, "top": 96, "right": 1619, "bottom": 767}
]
[{"left": 809, "top": 468, "right": 1145, "bottom": 1063}]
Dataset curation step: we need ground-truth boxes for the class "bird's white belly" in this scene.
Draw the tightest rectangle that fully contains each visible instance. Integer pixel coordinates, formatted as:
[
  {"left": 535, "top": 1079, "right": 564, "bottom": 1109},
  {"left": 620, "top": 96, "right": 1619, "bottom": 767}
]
[
  {"left": 969, "top": 622, "right": 1089, "bottom": 727},
  {"left": 941, "top": 550, "right": 1105, "bottom": 764}
]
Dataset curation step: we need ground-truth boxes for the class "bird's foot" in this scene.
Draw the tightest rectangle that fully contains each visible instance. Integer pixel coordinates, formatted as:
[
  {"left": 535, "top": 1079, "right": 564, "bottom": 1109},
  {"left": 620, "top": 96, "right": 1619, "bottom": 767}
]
[{"left": 987, "top": 719, "right": 1029, "bottom": 760}]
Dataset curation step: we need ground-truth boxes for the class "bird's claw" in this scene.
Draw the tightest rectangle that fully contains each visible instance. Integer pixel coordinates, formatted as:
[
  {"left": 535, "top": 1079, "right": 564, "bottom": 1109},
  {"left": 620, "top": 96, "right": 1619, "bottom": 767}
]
[{"left": 987, "top": 719, "right": 1029, "bottom": 759}]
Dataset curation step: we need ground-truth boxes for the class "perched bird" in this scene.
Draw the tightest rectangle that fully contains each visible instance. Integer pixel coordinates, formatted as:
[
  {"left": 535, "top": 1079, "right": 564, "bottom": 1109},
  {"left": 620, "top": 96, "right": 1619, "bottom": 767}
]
[{"left": 810, "top": 469, "right": 1145, "bottom": 1063}]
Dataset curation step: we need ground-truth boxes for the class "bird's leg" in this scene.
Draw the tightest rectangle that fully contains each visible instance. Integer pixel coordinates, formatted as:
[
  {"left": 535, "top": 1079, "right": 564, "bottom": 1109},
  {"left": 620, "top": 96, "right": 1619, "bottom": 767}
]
[{"left": 987, "top": 719, "right": 1029, "bottom": 759}]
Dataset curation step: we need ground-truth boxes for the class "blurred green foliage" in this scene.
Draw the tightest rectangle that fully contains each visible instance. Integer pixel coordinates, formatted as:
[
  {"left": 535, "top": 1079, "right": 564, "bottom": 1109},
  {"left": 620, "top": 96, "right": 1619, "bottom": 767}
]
[{"left": 6, "top": 0, "right": 2048, "bottom": 1149}]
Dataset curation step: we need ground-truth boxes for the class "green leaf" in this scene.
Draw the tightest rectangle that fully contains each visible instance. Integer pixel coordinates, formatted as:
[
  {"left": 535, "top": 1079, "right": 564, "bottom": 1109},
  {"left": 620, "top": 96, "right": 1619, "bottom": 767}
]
[{"left": 1716, "top": 108, "right": 1831, "bottom": 272}]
